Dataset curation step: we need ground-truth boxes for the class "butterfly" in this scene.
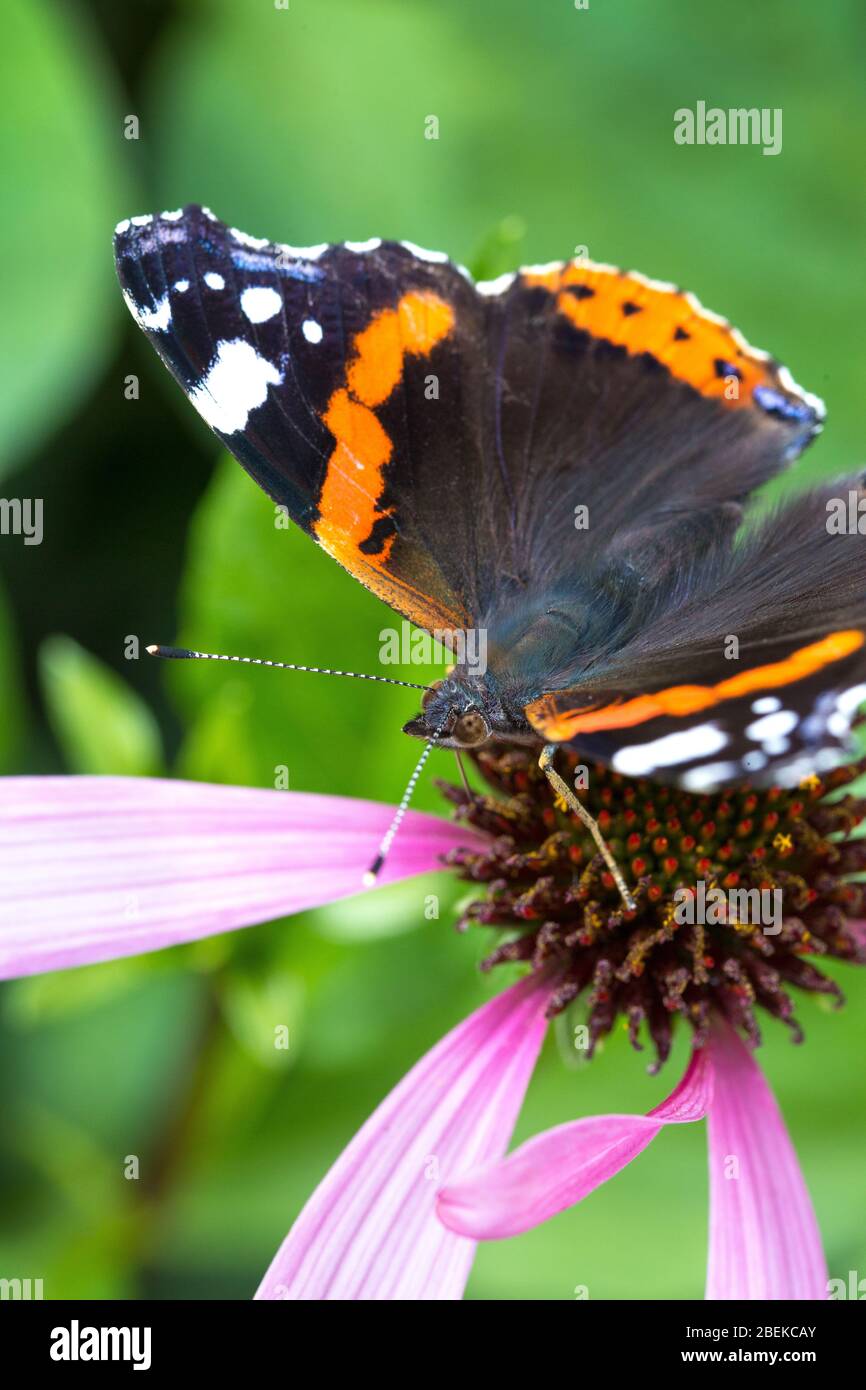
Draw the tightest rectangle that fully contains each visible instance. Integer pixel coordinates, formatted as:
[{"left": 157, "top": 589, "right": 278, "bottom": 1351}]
[{"left": 115, "top": 205, "right": 866, "bottom": 901}]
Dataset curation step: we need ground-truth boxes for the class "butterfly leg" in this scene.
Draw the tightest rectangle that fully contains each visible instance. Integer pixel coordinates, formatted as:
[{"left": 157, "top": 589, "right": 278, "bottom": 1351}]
[{"left": 539, "top": 743, "right": 636, "bottom": 912}]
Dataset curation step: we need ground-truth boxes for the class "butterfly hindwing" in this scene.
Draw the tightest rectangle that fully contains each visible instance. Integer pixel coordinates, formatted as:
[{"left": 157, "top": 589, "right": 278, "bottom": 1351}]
[{"left": 523, "top": 486, "right": 866, "bottom": 788}]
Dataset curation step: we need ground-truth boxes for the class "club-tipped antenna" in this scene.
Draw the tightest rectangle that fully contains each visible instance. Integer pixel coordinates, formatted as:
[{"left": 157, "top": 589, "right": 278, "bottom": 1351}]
[
  {"left": 146, "top": 644, "right": 428, "bottom": 690},
  {"left": 363, "top": 714, "right": 450, "bottom": 887}
]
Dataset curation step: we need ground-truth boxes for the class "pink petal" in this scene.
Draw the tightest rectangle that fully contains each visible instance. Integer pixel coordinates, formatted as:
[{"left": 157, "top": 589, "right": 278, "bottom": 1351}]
[
  {"left": 438, "top": 1041, "right": 713, "bottom": 1239},
  {"left": 255, "top": 975, "right": 550, "bottom": 1300},
  {"left": 0, "top": 776, "right": 484, "bottom": 978},
  {"left": 705, "top": 1017, "right": 827, "bottom": 1300}
]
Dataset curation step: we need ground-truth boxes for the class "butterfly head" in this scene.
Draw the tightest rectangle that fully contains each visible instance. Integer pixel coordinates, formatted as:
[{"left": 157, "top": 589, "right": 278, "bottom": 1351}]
[{"left": 403, "top": 676, "right": 510, "bottom": 749}]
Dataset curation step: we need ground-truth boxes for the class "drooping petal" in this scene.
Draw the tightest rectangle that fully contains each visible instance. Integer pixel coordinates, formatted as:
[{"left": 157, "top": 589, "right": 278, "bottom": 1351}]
[
  {"left": 0, "top": 776, "right": 484, "bottom": 978},
  {"left": 438, "top": 1041, "right": 713, "bottom": 1239},
  {"left": 705, "top": 1017, "right": 827, "bottom": 1300},
  {"left": 255, "top": 974, "right": 551, "bottom": 1300}
]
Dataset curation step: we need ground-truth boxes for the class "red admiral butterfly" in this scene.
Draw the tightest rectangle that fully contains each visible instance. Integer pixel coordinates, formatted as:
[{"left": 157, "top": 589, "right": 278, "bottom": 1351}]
[{"left": 115, "top": 206, "right": 866, "bottom": 904}]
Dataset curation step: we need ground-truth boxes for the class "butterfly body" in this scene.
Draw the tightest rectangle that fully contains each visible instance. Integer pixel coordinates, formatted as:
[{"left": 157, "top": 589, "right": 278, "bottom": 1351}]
[
  {"left": 404, "top": 585, "right": 634, "bottom": 747},
  {"left": 115, "top": 206, "right": 866, "bottom": 794}
]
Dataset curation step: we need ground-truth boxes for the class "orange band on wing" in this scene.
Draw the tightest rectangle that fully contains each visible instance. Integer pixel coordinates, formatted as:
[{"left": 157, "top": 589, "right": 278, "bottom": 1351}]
[
  {"left": 314, "top": 290, "right": 460, "bottom": 628},
  {"left": 346, "top": 291, "right": 455, "bottom": 407},
  {"left": 525, "top": 630, "right": 865, "bottom": 741},
  {"left": 522, "top": 261, "right": 783, "bottom": 408}
]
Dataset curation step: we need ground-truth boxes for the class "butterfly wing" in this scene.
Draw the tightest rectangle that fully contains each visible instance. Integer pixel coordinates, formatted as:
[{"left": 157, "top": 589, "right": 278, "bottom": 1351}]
[
  {"left": 115, "top": 207, "right": 823, "bottom": 643},
  {"left": 467, "top": 260, "right": 823, "bottom": 605},
  {"left": 115, "top": 206, "right": 487, "bottom": 632},
  {"left": 524, "top": 487, "right": 866, "bottom": 788}
]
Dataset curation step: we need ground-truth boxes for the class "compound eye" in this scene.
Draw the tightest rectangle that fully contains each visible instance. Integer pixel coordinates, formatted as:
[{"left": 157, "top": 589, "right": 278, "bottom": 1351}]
[
  {"left": 452, "top": 710, "right": 489, "bottom": 747},
  {"left": 421, "top": 680, "right": 444, "bottom": 711}
]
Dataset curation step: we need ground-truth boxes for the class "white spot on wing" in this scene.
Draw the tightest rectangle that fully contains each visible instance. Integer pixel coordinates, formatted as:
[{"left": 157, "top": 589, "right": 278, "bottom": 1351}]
[
  {"left": 743, "top": 751, "right": 768, "bottom": 771},
  {"left": 131, "top": 214, "right": 153, "bottom": 227},
  {"left": 240, "top": 286, "right": 282, "bottom": 323},
  {"left": 680, "top": 760, "right": 740, "bottom": 791},
  {"left": 174, "top": 279, "right": 189, "bottom": 293},
  {"left": 276, "top": 241, "right": 328, "bottom": 261},
  {"left": 476, "top": 272, "right": 516, "bottom": 296},
  {"left": 302, "top": 319, "right": 323, "bottom": 344},
  {"left": 746, "top": 710, "right": 798, "bottom": 742},
  {"left": 345, "top": 238, "right": 382, "bottom": 253},
  {"left": 763, "top": 736, "right": 791, "bottom": 756},
  {"left": 231, "top": 227, "right": 269, "bottom": 250},
  {"left": 823, "top": 682, "right": 866, "bottom": 739},
  {"left": 751, "top": 696, "right": 781, "bottom": 715},
  {"left": 400, "top": 239, "right": 449, "bottom": 263},
  {"left": 837, "top": 683, "right": 866, "bottom": 715},
  {"left": 773, "top": 749, "right": 842, "bottom": 787},
  {"left": 161, "top": 209, "right": 184, "bottom": 221},
  {"left": 204, "top": 272, "right": 225, "bottom": 291},
  {"left": 611, "top": 724, "right": 727, "bottom": 777},
  {"left": 189, "top": 340, "right": 282, "bottom": 434},
  {"left": 123, "top": 289, "right": 171, "bottom": 332},
  {"left": 115, "top": 218, "right": 131, "bottom": 235}
]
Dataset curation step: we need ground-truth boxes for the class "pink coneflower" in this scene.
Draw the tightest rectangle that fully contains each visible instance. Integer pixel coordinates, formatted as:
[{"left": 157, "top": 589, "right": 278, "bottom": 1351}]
[
  {"left": 255, "top": 746, "right": 866, "bottom": 1300},
  {"left": 2, "top": 747, "right": 864, "bottom": 1300}
]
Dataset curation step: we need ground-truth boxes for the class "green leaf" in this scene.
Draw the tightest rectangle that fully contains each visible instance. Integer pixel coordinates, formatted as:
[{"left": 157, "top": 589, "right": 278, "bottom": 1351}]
[
  {"left": 39, "top": 635, "right": 164, "bottom": 776},
  {"left": 3, "top": 958, "right": 147, "bottom": 1028},
  {"left": 0, "top": 0, "right": 134, "bottom": 473},
  {"left": 175, "top": 680, "right": 259, "bottom": 785},
  {"left": 218, "top": 970, "right": 306, "bottom": 1072}
]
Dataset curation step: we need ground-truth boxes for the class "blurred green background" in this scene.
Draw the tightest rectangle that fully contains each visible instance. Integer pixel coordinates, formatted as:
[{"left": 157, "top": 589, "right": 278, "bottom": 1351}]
[{"left": 1, "top": 0, "right": 865, "bottom": 1300}]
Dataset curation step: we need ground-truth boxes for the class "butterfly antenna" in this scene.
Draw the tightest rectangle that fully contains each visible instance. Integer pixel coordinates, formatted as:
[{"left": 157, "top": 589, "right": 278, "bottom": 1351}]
[
  {"left": 363, "top": 715, "right": 450, "bottom": 887},
  {"left": 146, "top": 644, "right": 428, "bottom": 690}
]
